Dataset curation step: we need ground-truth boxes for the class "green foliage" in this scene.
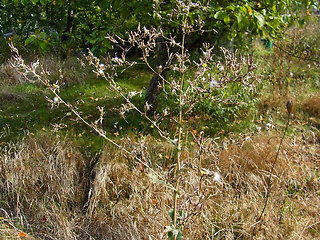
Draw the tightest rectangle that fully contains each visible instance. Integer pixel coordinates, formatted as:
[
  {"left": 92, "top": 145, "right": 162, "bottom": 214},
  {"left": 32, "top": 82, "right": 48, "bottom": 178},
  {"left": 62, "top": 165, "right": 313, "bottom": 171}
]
[
  {"left": 206, "top": 0, "right": 315, "bottom": 48},
  {"left": 191, "top": 79, "right": 259, "bottom": 136},
  {"left": 24, "top": 31, "right": 57, "bottom": 55},
  {"left": 1, "top": 0, "right": 316, "bottom": 56},
  {"left": 0, "top": 58, "right": 153, "bottom": 151},
  {"left": 0, "top": 39, "right": 11, "bottom": 64},
  {"left": 84, "top": 30, "right": 112, "bottom": 56},
  {"left": 167, "top": 208, "right": 184, "bottom": 240}
]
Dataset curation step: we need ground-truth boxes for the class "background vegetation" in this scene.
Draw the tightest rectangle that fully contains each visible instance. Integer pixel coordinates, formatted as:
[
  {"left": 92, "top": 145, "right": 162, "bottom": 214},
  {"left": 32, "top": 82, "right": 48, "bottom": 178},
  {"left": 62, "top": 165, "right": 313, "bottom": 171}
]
[{"left": 0, "top": 0, "right": 320, "bottom": 239}]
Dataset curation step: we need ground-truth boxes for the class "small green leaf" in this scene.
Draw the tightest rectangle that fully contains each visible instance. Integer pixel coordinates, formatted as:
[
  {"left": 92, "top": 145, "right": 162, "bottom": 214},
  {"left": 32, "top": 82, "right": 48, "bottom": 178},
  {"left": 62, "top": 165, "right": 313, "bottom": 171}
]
[
  {"left": 254, "top": 12, "right": 265, "bottom": 28},
  {"left": 298, "top": 19, "right": 305, "bottom": 28},
  {"left": 223, "top": 15, "right": 230, "bottom": 24},
  {"left": 237, "top": 13, "right": 249, "bottom": 30},
  {"left": 179, "top": 209, "right": 186, "bottom": 218},
  {"left": 85, "top": 37, "right": 97, "bottom": 44},
  {"left": 168, "top": 231, "right": 174, "bottom": 240},
  {"left": 168, "top": 208, "right": 174, "bottom": 221},
  {"left": 214, "top": 11, "right": 227, "bottom": 21},
  {"left": 282, "top": 15, "right": 289, "bottom": 23},
  {"left": 147, "top": 173, "right": 167, "bottom": 186},
  {"left": 38, "top": 41, "right": 48, "bottom": 51},
  {"left": 226, "top": 5, "right": 235, "bottom": 11},
  {"left": 24, "top": 38, "right": 33, "bottom": 46},
  {"left": 239, "top": 6, "right": 247, "bottom": 14},
  {"left": 39, "top": 32, "right": 46, "bottom": 38}
]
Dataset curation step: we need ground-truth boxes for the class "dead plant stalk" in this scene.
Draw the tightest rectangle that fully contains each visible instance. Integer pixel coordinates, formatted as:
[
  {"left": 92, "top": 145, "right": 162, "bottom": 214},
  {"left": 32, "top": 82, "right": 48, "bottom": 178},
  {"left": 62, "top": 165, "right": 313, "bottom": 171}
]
[
  {"left": 8, "top": 42, "right": 171, "bottom": 191},
  {"left": 256, "top": 100, "right": 293, "bottom": 223},
  {"left": 8, "top": 2, "right": 258, "bottom": 238}
]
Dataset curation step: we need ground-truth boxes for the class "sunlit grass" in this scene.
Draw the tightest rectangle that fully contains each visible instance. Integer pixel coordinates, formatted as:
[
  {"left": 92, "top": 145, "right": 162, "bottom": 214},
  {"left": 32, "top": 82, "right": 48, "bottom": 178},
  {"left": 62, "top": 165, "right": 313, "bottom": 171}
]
[
  {"left": 0, "top": 62, "right": 154, "bottom": 153},
  {"left": 0, "top": 27, "right": 320, "bottom": 239}
]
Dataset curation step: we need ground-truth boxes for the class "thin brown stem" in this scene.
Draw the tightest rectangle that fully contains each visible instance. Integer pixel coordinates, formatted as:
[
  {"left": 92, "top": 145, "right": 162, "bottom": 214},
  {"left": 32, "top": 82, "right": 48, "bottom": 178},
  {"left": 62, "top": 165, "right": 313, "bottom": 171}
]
[
  {"left": 173, "top": 26, "right": 186, "bottom": 230},
  {"left": 9, "top": 48, "right": 174, "bottom": 191},
  {"left": 256, "top": 113, "right": 291, "bottom": 223}
]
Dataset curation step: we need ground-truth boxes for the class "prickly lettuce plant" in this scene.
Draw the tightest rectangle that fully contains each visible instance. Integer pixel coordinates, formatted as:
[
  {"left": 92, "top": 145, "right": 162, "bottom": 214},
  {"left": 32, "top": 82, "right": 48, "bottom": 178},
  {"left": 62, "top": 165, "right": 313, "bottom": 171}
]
[{"left": 9, "top": 1, "right": 258, "bottom": 238}]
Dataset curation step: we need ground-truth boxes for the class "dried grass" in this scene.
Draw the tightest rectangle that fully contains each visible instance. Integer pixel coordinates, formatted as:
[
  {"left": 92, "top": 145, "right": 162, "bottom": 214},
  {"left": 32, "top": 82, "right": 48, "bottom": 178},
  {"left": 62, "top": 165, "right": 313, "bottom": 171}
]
[
  {"left": 0, "top": 63, "right": 24, "bottom": 85},
  {"left": 85, "top": 143, "right": 172, "bottom": 239},
  {"left": 0, "top": 135, "right": 88, "bottom": 239},
  {"left": 0, "top": 131, "right": 319, "bottom": 239},
  {"left": 0, "top": 208, "right": 37, "bottom": 240},
  {"left": 212, "top": 132, "right": 320, "bottom": 240},
  {"left": 303, "top": 96, "right": 320, "bottom": 117},
  {"left": 0, "top": 55, "right": 90, "bottom": 87},
  {"left": 38, "top": 55, "right": 91, "bottom": 86}
]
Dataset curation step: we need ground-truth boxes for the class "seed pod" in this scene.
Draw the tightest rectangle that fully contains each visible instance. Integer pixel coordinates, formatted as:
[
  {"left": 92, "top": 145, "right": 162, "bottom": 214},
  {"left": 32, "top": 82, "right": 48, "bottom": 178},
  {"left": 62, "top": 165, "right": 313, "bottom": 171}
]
[{"left": 286, "top": 100, "right": 293, "bottom": 115}]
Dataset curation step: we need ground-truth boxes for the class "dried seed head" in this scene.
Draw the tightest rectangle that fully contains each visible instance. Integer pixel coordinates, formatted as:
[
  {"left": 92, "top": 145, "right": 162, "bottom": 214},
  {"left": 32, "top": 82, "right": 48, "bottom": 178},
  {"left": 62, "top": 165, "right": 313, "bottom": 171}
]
[{"left": 286, "top": 100, "right": 293, "bottom": 115}]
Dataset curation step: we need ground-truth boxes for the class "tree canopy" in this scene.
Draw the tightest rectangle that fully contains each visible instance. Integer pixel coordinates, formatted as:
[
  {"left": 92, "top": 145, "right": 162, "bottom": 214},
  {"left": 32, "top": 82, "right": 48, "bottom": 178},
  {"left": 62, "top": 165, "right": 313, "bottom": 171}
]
[{"left": 0, "top": 0, "right": 318, "bottom": 55}]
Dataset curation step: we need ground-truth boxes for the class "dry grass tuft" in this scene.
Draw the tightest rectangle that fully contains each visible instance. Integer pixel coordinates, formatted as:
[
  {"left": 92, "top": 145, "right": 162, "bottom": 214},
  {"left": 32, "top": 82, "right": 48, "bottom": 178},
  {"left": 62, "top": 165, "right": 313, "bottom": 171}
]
[
  {"left": 0, "top": 208, "right": 37, "bottom": 240},
  {"left": 303, "top": 95, "right": 320, "bottom": 117},
  {"left": 0, "top": 55, "right": 90, "bottom": 87},
  {"left": 86, "top": 143, "right": 172, "bottom": 239},
  {"left": 212, "top": 132, "right": 320, "bottom": 239},
  {"left": 38, "top": 55, "right": 91, "bottom": 86},
  {"left": 0, "top": 135, "right": 88, "bottom": 239},
  {"left": 0, "top": 63, "right": 24, "bottom": 85},
  {"left": 0, "top": 132, "right": 319, "bottom": 239},
  {"left": 219, "top": 134, "right": 289, "bottom": 187}
]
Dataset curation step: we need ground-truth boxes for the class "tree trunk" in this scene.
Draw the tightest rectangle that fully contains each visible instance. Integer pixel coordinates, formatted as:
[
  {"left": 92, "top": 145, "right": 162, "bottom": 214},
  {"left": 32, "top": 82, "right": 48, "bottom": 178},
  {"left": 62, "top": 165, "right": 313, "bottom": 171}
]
[
  {"left": 61, "top": 0, "right": 75, "bottom": 57},
  {"left": 144, "top": 36, "right": 168, "bottom": 113},
  {"left": 144, "top": 32, "right": 211, "bottom": 113}
]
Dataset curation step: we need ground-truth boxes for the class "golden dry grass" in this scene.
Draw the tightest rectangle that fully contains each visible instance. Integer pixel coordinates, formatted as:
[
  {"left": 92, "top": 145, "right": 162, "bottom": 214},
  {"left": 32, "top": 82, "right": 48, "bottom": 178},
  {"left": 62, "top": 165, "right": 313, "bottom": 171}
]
[
  {"left": 0, "top": 63, "right": 24, "bottom": 86},
  {"left": 0, "top": 130, "right": 319, "bottom": 239},
  {"left": 0, "top": 135, "right": 88, "bottom": 239},
  {"left": 0, "top": 55, "right": 90, "bottom": 87},
  {"left": 303, "top": 96, "right": 320, "bottom": 118}
]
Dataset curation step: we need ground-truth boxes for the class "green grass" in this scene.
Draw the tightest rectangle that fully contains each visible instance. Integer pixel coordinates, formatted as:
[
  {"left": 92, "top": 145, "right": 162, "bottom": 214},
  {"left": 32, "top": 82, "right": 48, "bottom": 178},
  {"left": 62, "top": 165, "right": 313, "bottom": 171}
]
[
  {"left": 0, "top": 63, "right": 155, "bottom": 153},
  {"left": 0, "top": 62, "right": 287, "bottom": 155},
  {"left": 0, "top": 57, "right": 260, "bottom": 155}
]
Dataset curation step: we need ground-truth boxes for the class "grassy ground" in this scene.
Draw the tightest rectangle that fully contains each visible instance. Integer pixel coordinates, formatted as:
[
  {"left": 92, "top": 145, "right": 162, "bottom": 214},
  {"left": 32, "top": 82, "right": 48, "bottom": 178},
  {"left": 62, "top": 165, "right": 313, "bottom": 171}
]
[
  {"left": 0, "top": 23, "right": 320, "bottom": 239},
  {"left": 0, "top": 58, "right": 154, "bottom": 153},
  {"left": 0, "top": 126, "right": 319, "bottom": 239}
]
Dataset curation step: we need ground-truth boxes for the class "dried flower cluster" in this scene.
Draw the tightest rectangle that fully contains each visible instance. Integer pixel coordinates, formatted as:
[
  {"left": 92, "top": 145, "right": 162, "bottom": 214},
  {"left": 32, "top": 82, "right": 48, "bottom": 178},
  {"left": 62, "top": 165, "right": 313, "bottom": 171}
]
[{"left": 8, "top": 1, "right": 259, "bottom": 238}]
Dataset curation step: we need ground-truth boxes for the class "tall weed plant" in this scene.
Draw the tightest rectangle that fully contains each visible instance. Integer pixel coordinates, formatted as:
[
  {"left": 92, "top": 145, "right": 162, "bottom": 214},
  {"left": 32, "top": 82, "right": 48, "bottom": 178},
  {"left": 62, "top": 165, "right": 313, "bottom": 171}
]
[{"left": 8, "top": 1, "right": 263, "bottom": 239}]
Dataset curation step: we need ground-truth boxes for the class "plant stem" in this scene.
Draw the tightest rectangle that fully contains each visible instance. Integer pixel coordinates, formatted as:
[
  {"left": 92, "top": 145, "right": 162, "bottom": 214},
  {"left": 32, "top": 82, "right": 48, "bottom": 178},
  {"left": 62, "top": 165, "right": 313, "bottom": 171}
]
[
  {"left": 256, "top": 113, "right": 291, "bottom": 222},
  {"left": 9, "top": 49, "right": 173, "bottom": 190},
  {"left": 173, "top": 30, "right": 186, "bottom": 229}
]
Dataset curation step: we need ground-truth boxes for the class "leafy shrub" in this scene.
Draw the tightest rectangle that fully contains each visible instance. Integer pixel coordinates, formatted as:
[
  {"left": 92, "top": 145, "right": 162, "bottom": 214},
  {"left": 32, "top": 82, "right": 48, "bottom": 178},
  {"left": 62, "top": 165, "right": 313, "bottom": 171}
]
[{"left": 24, "top": 30, "right": 58, "bottom": 56}]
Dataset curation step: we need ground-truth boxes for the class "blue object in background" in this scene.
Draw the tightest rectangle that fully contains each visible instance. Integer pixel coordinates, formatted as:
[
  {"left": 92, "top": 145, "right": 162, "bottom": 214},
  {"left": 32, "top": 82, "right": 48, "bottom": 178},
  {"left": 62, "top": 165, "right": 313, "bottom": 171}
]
[{"left": 261, "top": 38, "right": 273, "bottom": 51}]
